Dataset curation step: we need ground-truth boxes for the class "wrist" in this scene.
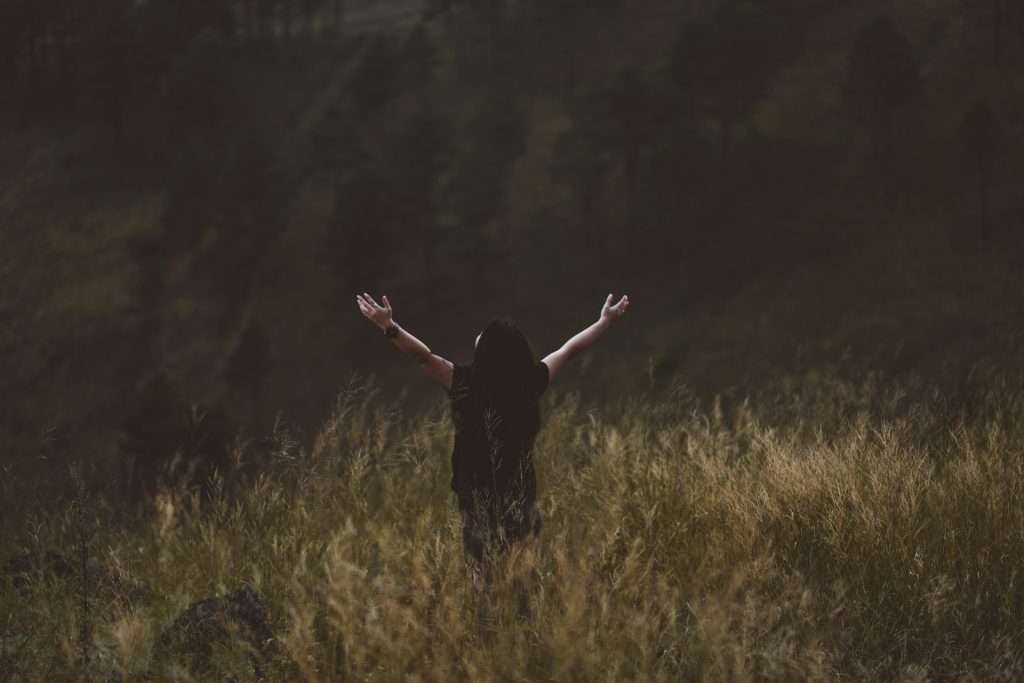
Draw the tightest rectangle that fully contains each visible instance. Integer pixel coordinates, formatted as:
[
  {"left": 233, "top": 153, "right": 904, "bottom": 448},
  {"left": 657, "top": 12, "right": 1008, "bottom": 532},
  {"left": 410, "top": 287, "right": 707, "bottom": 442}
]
[{"left": 379, "top": 319, "right": 395, "bottom": 331}]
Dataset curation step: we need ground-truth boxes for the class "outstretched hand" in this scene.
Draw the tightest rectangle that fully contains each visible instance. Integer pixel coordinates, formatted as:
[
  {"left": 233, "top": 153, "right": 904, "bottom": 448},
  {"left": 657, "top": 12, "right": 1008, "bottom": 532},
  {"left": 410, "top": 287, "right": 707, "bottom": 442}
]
[
  {"left": 356, "top": 292, "right": 394, "bottom": 330},
  {"left": 600, "top": 293, "right": 630, "bottom": 323}
]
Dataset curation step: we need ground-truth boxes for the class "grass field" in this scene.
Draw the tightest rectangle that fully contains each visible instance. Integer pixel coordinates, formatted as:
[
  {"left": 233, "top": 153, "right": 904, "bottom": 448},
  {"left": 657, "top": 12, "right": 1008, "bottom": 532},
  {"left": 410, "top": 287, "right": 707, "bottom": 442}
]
[{"left": 2, "top": 370, "right": 1023, "bottom": 681}]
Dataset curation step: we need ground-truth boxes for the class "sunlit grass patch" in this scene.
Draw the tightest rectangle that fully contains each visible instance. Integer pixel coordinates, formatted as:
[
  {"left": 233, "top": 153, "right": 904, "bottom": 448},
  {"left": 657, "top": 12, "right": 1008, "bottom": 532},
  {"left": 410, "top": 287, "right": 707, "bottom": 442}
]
[{"left": 2, "top": 372, "right": 1022, "bottom": 681}]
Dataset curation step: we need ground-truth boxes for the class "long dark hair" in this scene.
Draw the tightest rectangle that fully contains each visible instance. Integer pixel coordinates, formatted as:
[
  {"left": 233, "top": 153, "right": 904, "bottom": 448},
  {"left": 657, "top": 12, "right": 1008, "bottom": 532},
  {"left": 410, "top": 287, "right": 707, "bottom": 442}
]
[{"left": 468, "top": 316, "right": 541, "bottom": 446}]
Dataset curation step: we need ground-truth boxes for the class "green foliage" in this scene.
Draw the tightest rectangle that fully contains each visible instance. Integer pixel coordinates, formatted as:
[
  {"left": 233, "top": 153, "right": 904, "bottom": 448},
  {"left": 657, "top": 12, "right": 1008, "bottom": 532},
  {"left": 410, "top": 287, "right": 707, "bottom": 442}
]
[
  {"left": 131, "top": 0, "right": 233, "bottom": 93},
  {"left": 162, "top": 142, "right": 222, "bottom": 251},
  {"left": 119, "top": 372, "right": 191, "bottom": 490},
  {"left": 156, "top": 0, "right": 235, "bottom": 47},
  {"left": 212, "top": 129, "right": 286, "bottom": 286},
  {"left": 958, "top": 100, "right": 1003, "bottom": 238},
  {"left": 556, "top": 63, "right": 659, "bottom": 215},
  {"left": 514, "top": 0, "right": 620, "bottom": 58},
  {"left": 328, "top": 163, "right": 395, "bottom": 295},
  {"left": 78, "top": 0, "right": 132, "bottom": 134},
  {"left": 348, "top": 34, "right": 404, "bottom": 114},
  {"left": 512, "top": 204, "right": 573, "bottom": 293},
  {"left": 959, "top": 101, "right": 1002, "bottom": 157},
  {"left": 843, "top": 13, "right": 924, "bottom": 198},
  {"left": 157, "top": 27, "right": 238, "bottom": 146},
  {"left": 312, "top": 96, "right": 368, "bottom": 185},
  {"left": 441, "top": 90, "right": 527, "bottom": 260},
  {"left": 386, "top": 105, "right": 454, "bottom": 208},
  {"left": 225, "top": 316, "right": 271, "bottom": 393},
  {"left": 669, "top": 1, "right": 784, "bottom": 161},
  {"left": 3, "top": 0, "right": 1024, "bottom": 493},
  {"left": 164, "top": 128, "right": 286, "bottom": 312},
  {"left": 845, "top": 15, "right": 921, "bottom": 157},
  {"left": 398, "top": 23, "right": 441, "bottom": 89},
  {"left": 385, "top": 104, "right": 455, "bottom": 287}
]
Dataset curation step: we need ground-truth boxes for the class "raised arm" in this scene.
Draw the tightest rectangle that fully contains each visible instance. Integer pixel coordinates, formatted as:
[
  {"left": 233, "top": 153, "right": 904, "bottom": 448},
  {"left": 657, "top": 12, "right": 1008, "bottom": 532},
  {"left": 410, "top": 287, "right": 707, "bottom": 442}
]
[
  {"left": 356, "top": 293, "right": 454, "bottom": 389},
  {"left": 542, "top": 293, "right": 630, "bottom": 382}
]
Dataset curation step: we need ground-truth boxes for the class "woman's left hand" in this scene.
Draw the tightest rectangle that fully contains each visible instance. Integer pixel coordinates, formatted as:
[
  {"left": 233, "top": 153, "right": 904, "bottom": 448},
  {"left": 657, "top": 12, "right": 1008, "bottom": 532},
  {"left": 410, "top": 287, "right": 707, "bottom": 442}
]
[{"left": 356, "top": 292, "right": 394, "bottom": 329}]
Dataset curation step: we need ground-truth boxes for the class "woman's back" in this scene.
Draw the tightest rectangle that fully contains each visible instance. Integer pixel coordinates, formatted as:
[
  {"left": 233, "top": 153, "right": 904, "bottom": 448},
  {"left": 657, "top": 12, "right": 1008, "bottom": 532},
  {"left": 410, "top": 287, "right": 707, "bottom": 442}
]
[{"left": 446, "top": 356, "right": 550, "bottom": 515}]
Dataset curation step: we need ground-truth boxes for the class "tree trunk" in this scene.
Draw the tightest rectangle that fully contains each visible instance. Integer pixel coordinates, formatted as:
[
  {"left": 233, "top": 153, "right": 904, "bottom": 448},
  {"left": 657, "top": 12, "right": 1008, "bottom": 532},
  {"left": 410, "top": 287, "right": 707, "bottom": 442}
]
[
  {"left": 256, "top": 0, "right": 268, "bottom": 43},
  {"left": 485, "top": 0, "right": 504, "bottom": 78},
  {"left": 718, "top": 107, "right": 734, "bottom": 199},
  {"left": 243, "top": 0, "right": 254, "bottom": 45},
  {"left": 992, "top": 0, "right": 1003, "bottom": 68},
  {"left": 878, "top": 110, "right": 896, "bottom": 202},
  {"left": 624, "top": 147, "right": 638, "bottom": 208},
  {"left": 283, "top": 1, "right": 293, "bottom": 43},
  {"left": 304, "top": 0, "right": 314, "bottom": 46},
  {"left": 978, "top": 152, "right": 992, "bottom": 239}
]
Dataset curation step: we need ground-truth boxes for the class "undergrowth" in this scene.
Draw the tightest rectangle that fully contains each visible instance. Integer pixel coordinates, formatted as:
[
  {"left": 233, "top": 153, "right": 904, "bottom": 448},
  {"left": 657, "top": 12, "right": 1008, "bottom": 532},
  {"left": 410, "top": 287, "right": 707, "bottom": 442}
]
[{"left": 2, "top": 370, "right": 1023, "bottom": 681}]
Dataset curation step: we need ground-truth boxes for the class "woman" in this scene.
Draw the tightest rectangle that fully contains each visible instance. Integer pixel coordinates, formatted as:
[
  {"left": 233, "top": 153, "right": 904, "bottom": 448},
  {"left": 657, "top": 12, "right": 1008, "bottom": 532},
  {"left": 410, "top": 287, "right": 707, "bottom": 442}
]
[{"left": 355, "top": 291, "right": 630, "bottom": 632}]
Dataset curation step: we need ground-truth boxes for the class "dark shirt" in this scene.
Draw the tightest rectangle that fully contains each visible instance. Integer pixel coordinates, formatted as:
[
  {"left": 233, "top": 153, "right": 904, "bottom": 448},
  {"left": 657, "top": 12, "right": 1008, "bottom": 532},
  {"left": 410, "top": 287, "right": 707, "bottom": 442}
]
[{"left": 446, "top": 361, "right": 549, "bottom": 512}]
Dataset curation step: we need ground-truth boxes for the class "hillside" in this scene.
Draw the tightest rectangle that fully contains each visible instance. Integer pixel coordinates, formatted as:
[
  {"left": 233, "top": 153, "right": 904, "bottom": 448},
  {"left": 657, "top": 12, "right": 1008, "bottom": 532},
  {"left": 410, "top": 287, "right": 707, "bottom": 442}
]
[{"left": 1, "top": 0, "right": 1022, "bottom": 493}]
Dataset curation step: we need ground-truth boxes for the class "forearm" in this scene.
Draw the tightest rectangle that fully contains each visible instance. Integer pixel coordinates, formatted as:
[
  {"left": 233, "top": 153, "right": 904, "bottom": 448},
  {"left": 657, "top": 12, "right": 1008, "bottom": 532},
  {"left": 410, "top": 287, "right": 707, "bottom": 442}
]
[
  {"left": 381, "top": 321, "right": 433, "bottom": 364},
  {"left": 561, "top": 318, "right": 610, "bottom": 359}
]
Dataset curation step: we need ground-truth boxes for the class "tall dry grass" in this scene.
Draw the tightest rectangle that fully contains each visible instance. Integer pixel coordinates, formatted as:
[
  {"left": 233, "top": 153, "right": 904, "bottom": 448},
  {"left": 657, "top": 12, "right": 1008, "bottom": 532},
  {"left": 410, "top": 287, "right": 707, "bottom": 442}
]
[{"left": 2, "top": 370, "right": 1023, "bottom": 681}]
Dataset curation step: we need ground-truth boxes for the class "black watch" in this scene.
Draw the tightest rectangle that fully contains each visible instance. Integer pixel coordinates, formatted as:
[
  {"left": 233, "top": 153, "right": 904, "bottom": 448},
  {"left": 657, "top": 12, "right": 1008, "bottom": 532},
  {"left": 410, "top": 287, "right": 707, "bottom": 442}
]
[{"left": 384, "top": 322, "right": 400, "bottom": 338}]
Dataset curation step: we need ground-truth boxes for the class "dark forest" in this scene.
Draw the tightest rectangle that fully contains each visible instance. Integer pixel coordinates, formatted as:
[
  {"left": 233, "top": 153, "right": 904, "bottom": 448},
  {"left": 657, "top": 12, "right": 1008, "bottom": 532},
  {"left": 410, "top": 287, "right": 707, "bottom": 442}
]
[{"left": 2, "top": 0, "right": 1024, "bottom": 679}]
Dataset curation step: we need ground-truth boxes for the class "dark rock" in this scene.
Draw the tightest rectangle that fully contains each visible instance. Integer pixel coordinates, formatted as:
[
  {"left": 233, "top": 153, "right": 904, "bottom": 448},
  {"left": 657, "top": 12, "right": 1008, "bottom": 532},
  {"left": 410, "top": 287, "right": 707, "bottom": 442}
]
[
  {"left": 154, "top": 583, "right": 289, "bottom": 677},
  {"left": 2, "top": 550, "right": 147, "bottom": 605},
  {"left": 3, "top": 551, "right": 74, "bottom": 589}
]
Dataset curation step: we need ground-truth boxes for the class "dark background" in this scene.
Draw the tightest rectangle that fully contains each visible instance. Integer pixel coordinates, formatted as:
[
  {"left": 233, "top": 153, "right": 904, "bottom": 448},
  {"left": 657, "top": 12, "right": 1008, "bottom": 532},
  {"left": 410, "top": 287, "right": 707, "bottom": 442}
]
[{"left": 2, "top": 0, "right": 1022, "bottom": 498}]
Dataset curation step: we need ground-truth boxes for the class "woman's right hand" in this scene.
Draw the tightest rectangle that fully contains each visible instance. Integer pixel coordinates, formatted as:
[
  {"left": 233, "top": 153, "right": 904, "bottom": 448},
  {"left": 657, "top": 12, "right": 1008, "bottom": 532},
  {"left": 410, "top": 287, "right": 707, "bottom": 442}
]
[
  {"left": 600, "top": 293, "right": 630, "bottom": 323},
  {"left": 356, "top": 292, "right": 394, "bottom": 330}
]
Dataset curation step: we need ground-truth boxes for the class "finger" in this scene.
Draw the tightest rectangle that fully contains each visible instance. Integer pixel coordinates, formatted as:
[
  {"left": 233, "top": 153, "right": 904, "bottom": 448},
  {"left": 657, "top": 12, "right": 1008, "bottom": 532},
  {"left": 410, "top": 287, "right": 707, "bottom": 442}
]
[
  {"left": 382, "top": 294, "right": 391, "bottom": 311},
  {"left": 364, "top": 292, "right": 381, "bottom": 308}
]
